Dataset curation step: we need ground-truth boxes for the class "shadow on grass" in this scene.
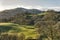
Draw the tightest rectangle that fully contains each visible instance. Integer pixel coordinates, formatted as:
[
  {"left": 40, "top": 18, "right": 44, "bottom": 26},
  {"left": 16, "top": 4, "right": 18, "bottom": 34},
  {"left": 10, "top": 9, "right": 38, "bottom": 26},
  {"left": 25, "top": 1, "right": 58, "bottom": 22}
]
[{"left": 0, "top": 25, "right": 22, "bottom": 33}]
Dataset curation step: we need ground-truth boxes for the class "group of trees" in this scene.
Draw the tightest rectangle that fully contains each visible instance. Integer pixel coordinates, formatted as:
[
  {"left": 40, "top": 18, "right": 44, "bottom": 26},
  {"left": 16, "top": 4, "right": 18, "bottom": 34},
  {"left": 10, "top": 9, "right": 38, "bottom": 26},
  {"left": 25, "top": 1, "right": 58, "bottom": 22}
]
[
  {"left": 0, "top": 33, "right": 38, "bottom": 40},
  {"left": 0, "top": 33, "right": 25, "bottom": 40},
  {"left": 35, "top": 10, "right": 60, "bottom": 40}
]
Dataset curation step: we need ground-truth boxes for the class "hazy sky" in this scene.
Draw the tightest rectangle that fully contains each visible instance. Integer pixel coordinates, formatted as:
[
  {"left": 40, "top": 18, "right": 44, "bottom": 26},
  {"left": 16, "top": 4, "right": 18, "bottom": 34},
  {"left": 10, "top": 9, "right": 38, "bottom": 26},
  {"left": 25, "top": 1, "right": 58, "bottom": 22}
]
[{"left": 0, "top": 0, "right": 60, "bottom": 11}]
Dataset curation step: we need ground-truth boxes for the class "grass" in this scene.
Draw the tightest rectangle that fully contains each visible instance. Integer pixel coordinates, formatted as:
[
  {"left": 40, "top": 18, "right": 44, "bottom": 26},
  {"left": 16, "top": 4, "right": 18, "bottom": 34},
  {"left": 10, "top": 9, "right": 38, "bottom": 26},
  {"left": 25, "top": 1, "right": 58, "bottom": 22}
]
[
  {"left": 0, "top": 23, "right": 38, "bottom": 39},
  {"left": 37, "top": 12, "right": 48, "bottom": 16}
]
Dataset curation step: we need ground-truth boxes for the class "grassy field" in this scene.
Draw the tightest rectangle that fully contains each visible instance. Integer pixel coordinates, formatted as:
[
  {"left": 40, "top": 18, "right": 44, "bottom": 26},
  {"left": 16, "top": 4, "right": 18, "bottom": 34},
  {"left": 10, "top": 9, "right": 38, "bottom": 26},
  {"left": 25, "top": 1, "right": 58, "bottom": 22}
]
[{"left": 0, "top": 23, "right": 39, "bottom": 39}]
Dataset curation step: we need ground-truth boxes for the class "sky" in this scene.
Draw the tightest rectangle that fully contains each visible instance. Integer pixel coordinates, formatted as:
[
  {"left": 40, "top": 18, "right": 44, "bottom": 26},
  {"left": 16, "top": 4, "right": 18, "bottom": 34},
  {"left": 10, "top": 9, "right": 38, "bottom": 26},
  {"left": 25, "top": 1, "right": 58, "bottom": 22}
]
[{"left": 0, "top": 0, "right": 60, "bottom": 11}]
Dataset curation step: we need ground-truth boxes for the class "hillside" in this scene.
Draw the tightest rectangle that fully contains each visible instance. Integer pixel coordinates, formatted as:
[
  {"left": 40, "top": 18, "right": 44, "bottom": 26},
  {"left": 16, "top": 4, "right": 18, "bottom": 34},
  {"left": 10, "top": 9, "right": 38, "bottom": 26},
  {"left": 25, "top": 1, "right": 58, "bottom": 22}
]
[{"left": 0, "top": 8, "right": 60, "bottom": 40}]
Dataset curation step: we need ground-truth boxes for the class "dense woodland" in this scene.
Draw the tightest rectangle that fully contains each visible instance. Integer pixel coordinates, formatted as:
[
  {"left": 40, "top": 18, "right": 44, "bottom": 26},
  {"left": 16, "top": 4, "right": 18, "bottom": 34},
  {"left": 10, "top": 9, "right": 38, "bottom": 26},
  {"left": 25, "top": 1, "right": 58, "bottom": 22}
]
[{"left": 0, "top": 8, "right": 60, "bottom": 40}]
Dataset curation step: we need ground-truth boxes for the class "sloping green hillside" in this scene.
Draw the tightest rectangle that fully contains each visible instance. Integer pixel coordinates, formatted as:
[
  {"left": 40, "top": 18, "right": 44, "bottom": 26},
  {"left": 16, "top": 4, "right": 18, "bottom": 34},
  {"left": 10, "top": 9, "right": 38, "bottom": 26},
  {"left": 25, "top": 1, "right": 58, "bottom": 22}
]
[{"left": 0, "top": 23, "right": 38, "bottom": 39}]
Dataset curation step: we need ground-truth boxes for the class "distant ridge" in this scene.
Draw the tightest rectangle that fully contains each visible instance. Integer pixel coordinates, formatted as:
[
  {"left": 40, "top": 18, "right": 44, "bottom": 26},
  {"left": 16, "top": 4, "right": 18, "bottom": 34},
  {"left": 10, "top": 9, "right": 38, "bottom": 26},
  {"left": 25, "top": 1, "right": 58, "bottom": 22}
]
[{"left": 0, "top": 7, "right": 42, "bottom": 19}]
